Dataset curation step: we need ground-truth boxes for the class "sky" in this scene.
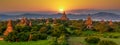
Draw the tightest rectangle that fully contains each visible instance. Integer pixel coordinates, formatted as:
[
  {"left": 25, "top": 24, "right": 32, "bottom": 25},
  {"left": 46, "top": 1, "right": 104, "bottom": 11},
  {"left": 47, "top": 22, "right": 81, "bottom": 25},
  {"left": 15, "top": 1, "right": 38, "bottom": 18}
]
[{"left": 0, "top": 0, "right": 120, "bottom": 12}]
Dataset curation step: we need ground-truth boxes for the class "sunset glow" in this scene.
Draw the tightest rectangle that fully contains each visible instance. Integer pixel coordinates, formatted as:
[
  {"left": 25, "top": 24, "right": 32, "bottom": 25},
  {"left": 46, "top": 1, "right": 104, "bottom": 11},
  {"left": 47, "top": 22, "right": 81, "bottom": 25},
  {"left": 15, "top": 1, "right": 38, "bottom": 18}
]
[
  {"left": 59, "top": 8, "right": 64, "bottom": 13},
  {"left": 0, "top": 0, "right": 120, "bottom": 12}
]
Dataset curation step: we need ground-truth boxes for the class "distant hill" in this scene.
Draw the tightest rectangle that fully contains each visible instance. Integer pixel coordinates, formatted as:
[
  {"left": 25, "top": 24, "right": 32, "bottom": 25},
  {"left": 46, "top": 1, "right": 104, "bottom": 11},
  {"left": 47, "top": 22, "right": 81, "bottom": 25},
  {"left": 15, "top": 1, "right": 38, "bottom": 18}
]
[
  {"left": 91, "top": 12, "right": 120, "bottom": 20},
  {"left": 0, "top": 12, "right": 120, "bottom": 21}
]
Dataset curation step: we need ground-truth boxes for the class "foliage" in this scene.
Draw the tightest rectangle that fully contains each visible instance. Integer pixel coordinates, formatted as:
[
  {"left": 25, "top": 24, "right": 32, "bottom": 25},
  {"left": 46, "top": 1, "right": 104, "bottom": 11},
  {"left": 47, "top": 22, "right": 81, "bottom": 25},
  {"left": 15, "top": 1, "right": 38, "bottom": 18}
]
[
  {"left": 98, "top": 40, "right": 118, "bottom": 45},
  {"left": 1, "top": 18, "right": 120, "bottom": 45},
  {"left": 0, "top": 26, "right": 7, "bottom": 35},
  {"left": 57, "top": 35, "right": 68, "bottom": 45},
  {"left": 85, "top": 36, "right": 100, "bottom": 44},
  {"left": 81, "top": 30, "right": 96, "bottom": 36},
  {"left": 109, "top": 33, "right": 120, "bottom": 38},
  {"left": 94, "top": 23, "right": 109, "bottom": 33},
  {"left": 49, "top": 37, "right": 58, "bottom": 45},
  {"left": 73, "top": 30, "right": 82, "bottom": 36},
  {"left": 17, "top": 32, "right": 29, "bottom": 41},
  {"left": 4, "top": 32, "right": 17, "bottom": 42}
]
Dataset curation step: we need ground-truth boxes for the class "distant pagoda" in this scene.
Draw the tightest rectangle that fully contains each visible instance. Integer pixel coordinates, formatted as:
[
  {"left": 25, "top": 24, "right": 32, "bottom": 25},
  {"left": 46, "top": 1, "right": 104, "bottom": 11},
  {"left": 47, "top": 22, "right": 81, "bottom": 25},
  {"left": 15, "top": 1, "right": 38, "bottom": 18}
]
[
  {"left": 17, "top": 17, "right": 31, "bottom": 26},
  {"left": 100, "top": 19, "right": 105, "bottom": 24},
  {"left": 4, "top": 19, "right": 13, "bottom": 36},
  {"left": 85, "top": 14, "right": 93, "bottom": 29},
  {"left": 109, "top": 20, "right": 113, "bottom": 26},
  {"left": 45, "top": 18, "right": 50, "bottom": 24},
  {"left": 29, "top": 21, "right": 32, "bottom": 26},
  {"left": 53, "top": 18, "right": 57, "bottom": 24},
  {"left": 20, "top": 17, "right": 28, "bottom": 25},
  {"left": 60, "top": 11, "right": 69, "bottom": 21}
]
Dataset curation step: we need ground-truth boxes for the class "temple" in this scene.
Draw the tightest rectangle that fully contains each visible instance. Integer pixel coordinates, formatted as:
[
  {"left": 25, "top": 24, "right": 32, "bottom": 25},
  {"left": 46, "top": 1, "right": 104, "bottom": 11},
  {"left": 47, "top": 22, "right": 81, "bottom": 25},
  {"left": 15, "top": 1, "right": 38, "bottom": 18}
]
[
  {"left": 60, "top": 11, "right": 69, "bottom": 21},
  {"left": 46, "top": 19, "right": 50, "bottom": 24},
  {"left": 4, "top": 19, "right": 13, "bottom": 36},
  {"left": 17, "top": 17, "right": 31, "bottom": 26},
  {"left": 53, "top": 18, "right": 57, "bottom": 24},
  {"left": 29, "top": 21, "right": 32, "bottom": 26},
  {"left": 100, "top": 19, "right": 105, "bottom": 24},
  {"left": 109, "top": 20, "right": 113, "bottom": 26},
  {"left": 85, "top": 15, "right": 93, "bottom": 29}
]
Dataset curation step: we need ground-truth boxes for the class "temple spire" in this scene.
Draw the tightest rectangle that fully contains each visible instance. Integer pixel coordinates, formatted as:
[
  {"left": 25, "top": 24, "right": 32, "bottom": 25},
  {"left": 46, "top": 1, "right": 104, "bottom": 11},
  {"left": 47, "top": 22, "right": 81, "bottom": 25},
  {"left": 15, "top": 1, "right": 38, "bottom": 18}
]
[
  {"left": 60, "top": 11, "right": 69, "bottom": 21},
  {"left": 4, "top": 19, "right": 13, "bottom": 36}
]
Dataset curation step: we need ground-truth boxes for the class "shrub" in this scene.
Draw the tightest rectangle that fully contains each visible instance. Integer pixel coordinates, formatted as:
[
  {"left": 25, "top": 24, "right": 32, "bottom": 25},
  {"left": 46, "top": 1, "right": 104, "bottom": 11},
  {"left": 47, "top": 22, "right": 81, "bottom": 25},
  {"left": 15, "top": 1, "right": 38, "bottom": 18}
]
[
  {"left": 4, "top": 32, "right": 30, "bottom": 42},
  {"left": 109, "top": 34, "right": 120, "bottom": 38},
  {"left": 82, "top": 30, "right": 95, "bottom": 36},
  {"left": 85, "top": 36, "right": 100, "bottom": 44},
  {"left": 57, "top": 35, "right": 68, "bottom": 45},
  {"left": 98, "top": 40, "right": 118, "bottom": 45},
  {"left": 30, "top": 32, "right": 47, "bottom": 41},
  {"left": 4, "top": 32, "right": 17, "bottom": 42},
  {"left": 49, "top": 37, "right": 58, "bottom": 45},
  {"left": 73, "top": 30, "right": 82, "bottom": 36},
  {"left": 17, "top": 32, "right": 29, "bottom": 41},
  {"left": 31, "top": 33, "right": 41, "bottom": 41},
  {"left": 40, "top": 33, "right": 47, "bottom": 40}
]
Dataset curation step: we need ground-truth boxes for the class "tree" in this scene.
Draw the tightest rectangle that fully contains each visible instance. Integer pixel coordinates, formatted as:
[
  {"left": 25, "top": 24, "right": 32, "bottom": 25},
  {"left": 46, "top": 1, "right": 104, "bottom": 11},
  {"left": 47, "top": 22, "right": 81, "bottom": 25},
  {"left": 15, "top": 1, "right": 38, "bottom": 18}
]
[{"left": 94, "top": 23, "right": 109, "bottom": 33}]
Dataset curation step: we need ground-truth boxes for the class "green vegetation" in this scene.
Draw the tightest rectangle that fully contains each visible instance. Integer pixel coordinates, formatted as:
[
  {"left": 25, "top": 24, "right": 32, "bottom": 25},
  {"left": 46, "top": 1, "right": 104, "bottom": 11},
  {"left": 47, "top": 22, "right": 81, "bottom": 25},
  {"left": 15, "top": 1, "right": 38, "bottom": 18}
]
[
  {"left": 98, "top": 39, "right": 118, "bottom": 45},
  {"left": 69, "top": 36, "right": 120, "bottom": 45},
  {"left": 0, "top": 40, "right": 49, "bottom": 45},
  {"left": 0, "top": 18, "right": 120, "bottom": 45},
  {"left": 85, "top": 36, "right": 100, "bottom": 44}
]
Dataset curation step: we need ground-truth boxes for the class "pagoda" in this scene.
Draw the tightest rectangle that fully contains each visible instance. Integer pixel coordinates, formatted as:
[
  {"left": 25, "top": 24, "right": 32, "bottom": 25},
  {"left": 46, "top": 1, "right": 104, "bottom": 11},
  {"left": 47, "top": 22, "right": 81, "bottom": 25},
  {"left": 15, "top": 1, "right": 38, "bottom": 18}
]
[
  {"left": 17, "top": 17, "right": 30, "bottom": 26},
  {"left": 53, "top": 18, "right": 57, "bottom": 25},
  {"left": 85, "top": 15, "right": 93, "bottom": 29},
  {"left": 29, "top": 21, "right": 32, "bottom": 26},
  {"left": 109, "top": 20, "right": 113, "bottom": 26},
  {"left": 4, "top": 19, "right": 13, "bottom": 36},
  {"left": 60, "top": 11, "right": 69, "bottom": 21},
  {"left": 100, "top": 19, "right": 105, "bottom": 24},
  {"left": 46, "top": 19, "right": 50, "bottom": 24}
]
